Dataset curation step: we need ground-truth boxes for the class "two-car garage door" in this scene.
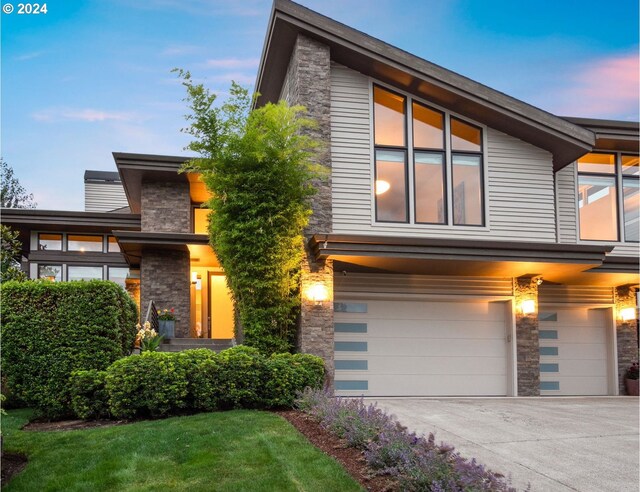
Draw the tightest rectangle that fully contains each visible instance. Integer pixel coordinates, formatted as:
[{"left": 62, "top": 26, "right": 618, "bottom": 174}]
[{"left": 334, "top": 298, "right": 510, "bottom": 396}]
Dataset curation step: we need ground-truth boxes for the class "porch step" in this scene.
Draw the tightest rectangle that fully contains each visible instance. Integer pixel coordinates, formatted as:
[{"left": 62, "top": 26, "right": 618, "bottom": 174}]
[{"left": 159, "top": 338, "right": 235, "bottom": 353}]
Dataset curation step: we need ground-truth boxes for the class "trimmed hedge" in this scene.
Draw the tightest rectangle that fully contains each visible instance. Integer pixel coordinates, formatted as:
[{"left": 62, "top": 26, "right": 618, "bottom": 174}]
[
  {"left": 73, "top": 347, "right": 325, "bottom": 419},
  {"left": 1, "top": 280, "right": 138, "bottom": 418}
]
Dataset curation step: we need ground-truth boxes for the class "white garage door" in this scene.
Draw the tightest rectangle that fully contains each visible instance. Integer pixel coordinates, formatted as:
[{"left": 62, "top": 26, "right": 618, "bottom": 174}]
[
  {"left": 539, "top": 307, "right": 611, "bottom": 396},
  {"left": 334, "top": 299, "right": 510, "bottom": 396}
]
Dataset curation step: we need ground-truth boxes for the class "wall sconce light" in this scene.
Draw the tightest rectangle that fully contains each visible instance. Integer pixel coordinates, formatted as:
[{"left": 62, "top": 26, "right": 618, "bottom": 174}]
[
  {"left": 191, "top": 272, "right": 202, "bottom": 290},
  {"left": 620, "top": 307, "right": 636, "bottom": 322},
  {"left": 306, "top": 283, "right": 329, "bottom": 305},
  {"left": 521, "top": 299, "right": 536, "bottom": 316}
]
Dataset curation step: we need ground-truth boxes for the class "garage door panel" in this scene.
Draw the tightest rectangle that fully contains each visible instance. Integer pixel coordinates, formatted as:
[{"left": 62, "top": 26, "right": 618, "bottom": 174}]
[
  {"left": 540, "top": 376, "right": 608, "bottom": 396},
  {"left": 539, "top": 306, "right": 610, "bottom": 396},
  {"left": 362, "top": 301, "right": 505, "bottom": 321},
  {"left": 364, "top": 338, "right": 507, "bottom": 357},
  {"left": 359, "top": 355, "right": 507, "bottom": 375},
  {"left": 366, "top": 320, "right": 506, "bottom": 339},
  {"left": 367, "top": 375, "right": 506, "bottom": 397},
  {"left": 334, "top": 298, "right": 509, "bottom": 397},
  {"left": 543, "top": 343, "right": 609, "bottom": 360}
]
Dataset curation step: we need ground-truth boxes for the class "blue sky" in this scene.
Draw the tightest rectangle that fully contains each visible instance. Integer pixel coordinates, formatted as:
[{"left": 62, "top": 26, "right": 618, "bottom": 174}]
[{"left": 2, "top": 0, "right": 638, "bottom": 210}]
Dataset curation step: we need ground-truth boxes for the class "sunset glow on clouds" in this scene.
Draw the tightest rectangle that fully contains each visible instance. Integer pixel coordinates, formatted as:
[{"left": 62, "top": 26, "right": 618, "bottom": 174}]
[{"left": 553, "top": 52, "right": 639, "bottom": 119}]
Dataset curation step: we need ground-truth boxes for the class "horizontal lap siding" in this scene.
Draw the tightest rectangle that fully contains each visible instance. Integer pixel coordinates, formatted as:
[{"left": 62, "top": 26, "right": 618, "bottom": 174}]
[
  {"left": 84, "top": 183, "right": 128, "bottom": 212},
  {"left": 330, "top": 62, "right": 556, "bottom": 242},
  {"left": 335, "top": 273, "right": 514, "bottom": 297},
  {"left": 556, "top": 164, "right": 578, "bottom": 243}
]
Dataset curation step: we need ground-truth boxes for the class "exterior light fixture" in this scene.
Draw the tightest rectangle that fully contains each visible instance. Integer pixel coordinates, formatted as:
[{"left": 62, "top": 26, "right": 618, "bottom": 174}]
[
  {"left": 521, "top": 299, "right": 536, "bottom": 315},
  {"left": 306, "top": 283, "right": 329, "bottom": 305},
  {"left": 620, "top": 307, "right": 636, "bottom": 322},
  {"left": 375, "top": 180, "right": 390, "bottom": 195}
]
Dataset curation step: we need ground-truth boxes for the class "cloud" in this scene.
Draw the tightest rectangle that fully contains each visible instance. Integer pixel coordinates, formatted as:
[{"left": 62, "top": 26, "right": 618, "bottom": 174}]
[
  {"left": 547, "top": 52, "right": 640, "bottom": 119},
  {"left": 31, "top": 108, "right": 140, "bottom": 123},
  {"left": 15, "top": 51, "right": 45, "bottom": 61},
  {"left": 206, "top": 72, "right": 256, "bottom": 85},
  {"left": 201, "top": 57, "right": 259, "bottom": 69}
]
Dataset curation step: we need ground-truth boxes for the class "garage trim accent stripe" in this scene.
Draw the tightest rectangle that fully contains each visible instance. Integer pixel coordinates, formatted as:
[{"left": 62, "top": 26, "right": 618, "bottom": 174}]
[
  {"left": 335, "top": 380, "right": 368, "bottom": 390},
  {"left": 335, "top": 360, "right": 368, "bottom": 370},
  {"left": 335, "top": 341, "right": 368, "bottom": 352},
  {"left": 539, "top": 330, "right": 558, "bottom": 339},
  {"left": 540, "top": 363, "right": 559, "bottom": 372},
  {"left": 335, "top": 323, "right": 367, "bottom": 333},
  {"left": 540, "top": 347, "right": 559, "bottom": 356},
  {"left": 334, "top": 302, "right": 368, "bottom": 313},
  {"left": 540, "top": 381, "right": 560, "bottom": 390}
]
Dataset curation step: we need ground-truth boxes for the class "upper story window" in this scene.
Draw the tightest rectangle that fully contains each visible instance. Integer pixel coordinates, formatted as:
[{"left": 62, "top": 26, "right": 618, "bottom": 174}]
[
  {"left": 38, "top": 233, "right": 62, "bottom": 251},
  {"left": 577, "top": 152, "right": 638, "bottom": 242},
  {"left": 107, "top": 236, "right": 121, "bottom": 253},
  {"left": 372, "top": 85, "right": 484, "bottom": 226},
  {"left": 67, "top": 235, "right": 103, "bottom": 252}
]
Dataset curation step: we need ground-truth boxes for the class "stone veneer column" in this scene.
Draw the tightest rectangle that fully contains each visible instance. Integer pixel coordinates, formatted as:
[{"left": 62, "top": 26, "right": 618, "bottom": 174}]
[
  {"left": 615, "top": 285, "right": 639, "bottom": 394},
  {"left": 514, "top": 277, "right": 540, "bottom": 396},
  {"left": 281, "top": 34, "right": 334, "bottom": 382},
  {"left": 139, "top": 178, "right": 192, "bottom": 336},
  {"left": 141, "top": 250, "right": 191, "bottom": 337}
]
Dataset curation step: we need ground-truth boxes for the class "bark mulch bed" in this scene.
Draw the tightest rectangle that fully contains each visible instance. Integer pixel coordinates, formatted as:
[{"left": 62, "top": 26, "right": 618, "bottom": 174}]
[
  {"left": 277, "top": 410, "right": 396, "bottom": 492},
  {"left": 23, "top": 419, "right": 123, "bottom": 432},
  {"left": 1, "top": 453, "right": 28, "bottom": 487}
]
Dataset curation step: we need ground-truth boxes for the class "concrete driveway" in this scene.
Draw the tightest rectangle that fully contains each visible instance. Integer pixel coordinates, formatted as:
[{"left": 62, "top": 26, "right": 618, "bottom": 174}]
[{"left": 376, "top": 397, "right": 639, "bottom": 492}]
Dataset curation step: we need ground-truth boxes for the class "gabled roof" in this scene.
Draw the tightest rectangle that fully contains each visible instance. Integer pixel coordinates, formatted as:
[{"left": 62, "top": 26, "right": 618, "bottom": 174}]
[{"left": 255, "top": 0, "right": 598, "bottom": 170}]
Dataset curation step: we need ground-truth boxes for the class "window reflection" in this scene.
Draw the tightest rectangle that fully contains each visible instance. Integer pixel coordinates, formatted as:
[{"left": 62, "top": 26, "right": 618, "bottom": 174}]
[
  {"left": 38, "top": 233, "right": 62, "bottom": 251},
  {"left": 68, "top": 235, "right": 103, "bottom": 252},
  {"left": 452, "top": 154, "right": 483, "bottom": 225},
  {"left": 414, "top": 152, "right": 445, "bottom": 224},
  {"left": 412, "top": 103, "right": 443, "bottom": 149},
  {"left": 38, "top": 264, "right": 62, "bottom": 282},
  {"left": 451, "top": 118, "right": 481, "bottom": 152},
  {"left": 108, "top": 236, "right": 120, "bottom": 253},
  {"left": 374, "top": 87, "right": 405, "bottom": 147},
  {"left": 624, "top": 179, "right": 639, "bottom": 242},
  {"left": 193, "top": 207, "right": 210, "bottom": 234},
  {"left": 578, "top": 175, "right": 618, "bottom": 241},
  {"left": 68, "top": 266, "right": 103, "bottom": 281},
  {"left": 578, "top": 153, "right": 616, "bottom": 174},
  {"left": 375, "top": 150, "right": 407, "bottom": 222},
  {"left": 108, "top": 267, "right": 129, "bottom": 288}
]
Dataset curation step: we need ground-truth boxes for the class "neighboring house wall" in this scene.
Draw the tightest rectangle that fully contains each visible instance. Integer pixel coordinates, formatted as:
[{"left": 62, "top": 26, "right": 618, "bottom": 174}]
[
  {"left": 330, "top": 63, "right": 557, "bottom": 242},
  {"left": 85, "top": 181, "right": 128, "bottom": 212}
]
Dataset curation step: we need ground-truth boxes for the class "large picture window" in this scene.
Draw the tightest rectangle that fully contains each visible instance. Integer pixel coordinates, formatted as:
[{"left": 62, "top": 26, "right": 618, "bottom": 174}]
[
  {"left": 67, "top": 265, "right": 103, "bottom": 281},
  {"left": 373, "top": 85, "right": 484, "bottom": 226},
  {"left": 68, "top": 235, "right": 104, "bottom": 252},
  {"left": 577, "top": 152, "right": 638, "bottom": 242}
]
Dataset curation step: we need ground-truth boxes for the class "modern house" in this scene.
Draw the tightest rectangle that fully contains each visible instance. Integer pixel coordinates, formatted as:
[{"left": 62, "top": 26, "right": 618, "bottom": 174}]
[{"left": 3, "top": 0, "right": 638, "bottom": 397}]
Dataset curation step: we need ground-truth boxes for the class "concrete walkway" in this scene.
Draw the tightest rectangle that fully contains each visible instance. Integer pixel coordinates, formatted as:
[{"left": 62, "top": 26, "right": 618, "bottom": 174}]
[{"left": 376, "top": 397, "right": 639, "bottom": 492}]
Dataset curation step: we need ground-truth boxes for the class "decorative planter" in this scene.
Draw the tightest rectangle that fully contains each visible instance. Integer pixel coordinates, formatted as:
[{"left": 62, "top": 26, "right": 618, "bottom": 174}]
[
  {"left": 625, "top": 378, "right": 639, "bottom": 396},
  {"left": 158, "top": 320, "right": 175, "bottom": 339}
]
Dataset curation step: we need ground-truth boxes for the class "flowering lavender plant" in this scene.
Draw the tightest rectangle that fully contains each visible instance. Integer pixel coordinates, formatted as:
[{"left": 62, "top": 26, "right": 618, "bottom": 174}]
[{"left": 296, "top": 388, "right": 522, "bottom": 491}]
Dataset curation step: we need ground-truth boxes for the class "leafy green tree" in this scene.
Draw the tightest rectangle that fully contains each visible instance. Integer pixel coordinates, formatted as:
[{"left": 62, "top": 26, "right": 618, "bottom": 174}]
[
  {"left": 176, "top": 70, "right": 323, "bottom": 354},
  {"left": 1, "top": 225, "right": 27, "bottom": 282},
  {"left": 1, "top": 159, "right": 36, "bottom": 209}
]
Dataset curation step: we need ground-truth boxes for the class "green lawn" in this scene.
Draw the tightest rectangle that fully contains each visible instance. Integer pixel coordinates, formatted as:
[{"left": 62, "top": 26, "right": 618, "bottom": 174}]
[{"left": 2, "top": 409, "right": 362, "bottom": 492}]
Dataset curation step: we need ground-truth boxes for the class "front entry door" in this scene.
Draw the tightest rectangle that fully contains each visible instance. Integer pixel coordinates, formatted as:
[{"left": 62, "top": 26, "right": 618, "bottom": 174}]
[{"left": 209, "top": 273, "right": 235, "bottom": 339}]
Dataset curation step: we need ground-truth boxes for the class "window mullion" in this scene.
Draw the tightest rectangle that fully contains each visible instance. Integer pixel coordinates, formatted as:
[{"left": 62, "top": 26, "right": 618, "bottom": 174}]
[
  {"left": 616, "top": 152, "right": 624, "bottom": 242},
  {"left": 407, "top": 99, "right": 415, "bottom": 224},
  {"left": 444, "top": 114, "right": 453, "bottom": 226}
]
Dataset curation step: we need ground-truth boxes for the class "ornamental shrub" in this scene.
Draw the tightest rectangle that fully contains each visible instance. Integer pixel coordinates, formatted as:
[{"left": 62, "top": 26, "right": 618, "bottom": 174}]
[
  {"left": 1, "top": 280, "right": 138, "bottom": 418},
  {"left": 264, "top": 353, "right": 325, "bottom": 407},
  {"left": 176, "top": 73, "right": 324, "bottom": 354},
  {"left": 69, "top": 370, "right": 109, "bottom": 420},
  {"left": 106, "top": 352, "right": 188, "bottom": 419}
]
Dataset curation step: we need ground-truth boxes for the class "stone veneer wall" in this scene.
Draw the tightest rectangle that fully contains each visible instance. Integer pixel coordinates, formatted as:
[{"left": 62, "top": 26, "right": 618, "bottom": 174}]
[
  {"left": 514, "top": 277, "right": 540, "bottom": 396},
  {"left": 141, "top": 250, "right": 190, "bottom": 337},
  {"left": 141, "top": 179, "right": 191, "bottom": 233},
  {"left": 281, "top": 34, "right": 334, "bottom": 382},
  {"left": 615, "top": 285, "right": 639, "bottom": 394},
  {"left": 139, "top": 178, "right": 192, "bottom": 335}
]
